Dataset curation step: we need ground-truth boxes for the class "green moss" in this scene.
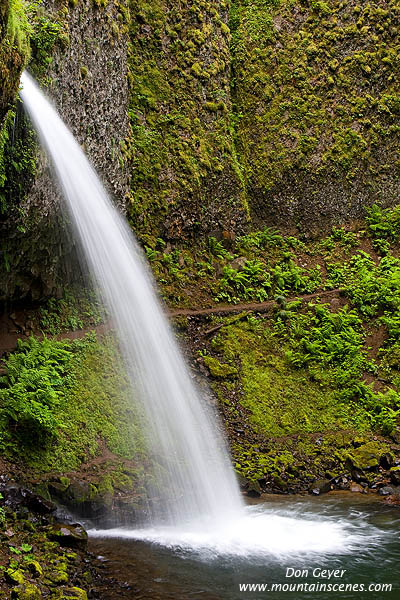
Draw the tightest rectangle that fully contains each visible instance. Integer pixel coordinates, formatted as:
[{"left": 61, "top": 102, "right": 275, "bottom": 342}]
[
  {"left": 230, "top": 0, "right": 400, "bottom": 204},
  {"left": 126, "top": 0, "right": 247, "bottom": 238},
  {"left": 0, "top": 333, "right": 144, "bottom": 471},
  {"left": 6, "top": 568, "right": 25, "bottom": 585},
  {"left": 214, "top": 320, "right": 371, "bottom": 437},
  {"left": 203, "top": 355, "right": 238, "bottom": 378},
  {"left": 0, "top": 0, "right": 31, "bottom": 117},
  {"left": 10, "top": 583, "right": 42, "bottom": 600},
  {"left": 25, "top": 560, "right": 43, "bottom": 578},
  {"left": 347, "top": 441, "right": 386, "bottom": 470}
]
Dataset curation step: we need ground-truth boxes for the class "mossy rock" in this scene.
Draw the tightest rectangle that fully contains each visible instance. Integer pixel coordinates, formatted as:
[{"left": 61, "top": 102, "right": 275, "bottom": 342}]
[
  {"left": 6, "top": 569, "right": 25, "bottom": 585},
  {"left": 11, "top": 584, "right": 41, "bottom": 600},
  {"left": 390, "top": 466, "right": 400, "bottom": 485},
  {"left": 48, "top": 524, "right": 88, "bottom": 550},
  {"left": 56, "top": 588, "right": 87, "bottom": 600},
  {"left": 203, "top": 355, "right": 238, "bottom": 378},
  {"left": 25, "top": 560, "right": 43, "bottom": 578},
  {"left": 47, "top": 570, "right": 69, "bottom": 585},
  {"left": 348, "top": 442, "right": 385, "bottom": 470}
]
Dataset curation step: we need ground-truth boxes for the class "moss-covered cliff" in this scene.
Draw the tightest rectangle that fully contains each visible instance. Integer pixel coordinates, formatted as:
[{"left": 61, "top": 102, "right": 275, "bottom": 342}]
[
  {"left": 2, "top": 0, "right": 400, "bottom": 300},
  {"left": 0, "top": 0, "right": 30, "bottom": 123},
  {"left": 126, "top": 0, "right": 249, "bottom": 241},
  {"left": 231, "top": 0, "right": 400, "bottom": 233},
  {"left": 0, "top": 0, "right": 131, "bottom": 303}
]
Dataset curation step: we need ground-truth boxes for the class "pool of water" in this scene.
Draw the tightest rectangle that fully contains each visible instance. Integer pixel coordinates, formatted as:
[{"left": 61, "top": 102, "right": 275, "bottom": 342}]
[{"left": 88, "top": 493, "right": 400, "bottom": 599}]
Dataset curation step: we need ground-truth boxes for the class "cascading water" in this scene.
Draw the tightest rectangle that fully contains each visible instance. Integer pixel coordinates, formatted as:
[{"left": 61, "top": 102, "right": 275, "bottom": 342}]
[
  {"left": 20, "top": 71, "right": 242, "bottom": 527},
  {"left": 20, "top": 72, "right": 380, "bottom": 558}
]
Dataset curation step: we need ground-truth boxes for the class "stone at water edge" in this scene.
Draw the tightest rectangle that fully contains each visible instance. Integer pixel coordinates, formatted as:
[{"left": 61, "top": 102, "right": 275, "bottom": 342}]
[
  {"left": 247, "top": 480, "right": 262, "bottom": 498},
  {"left": 48, "top": 523, "right": 88, "bottom": 549},
  {"left": 378, "top": 486, "right": 395, "bottom": 496},
  {"left": 349, "top": 483, "right": 366, "bottom": 494},
  {"left": 310, "top": 479, "right": 332, "bottom": 496}
]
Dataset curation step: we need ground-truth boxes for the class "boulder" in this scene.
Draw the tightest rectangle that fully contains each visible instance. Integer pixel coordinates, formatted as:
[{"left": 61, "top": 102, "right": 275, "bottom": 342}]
[
  {"left": 349, "top": 483, "right": 366, "bottom": 494},
  {"left": 2, "top": 486, "right": 56, "bottom": 514},
  {"left": 11, "top": 584, "right": 42, "bottom": 599},
  {"left": 48, "top": 524, "right": 88, "bottom": 550},
  {"left": 246, "top": 480, "right": 262, "bottom": 498},
  {"left": 310, "top": 479, "right": 332, "bottom": 496},
  {"left": 390, "top": 467, "right": 400, "bottom": 486}
]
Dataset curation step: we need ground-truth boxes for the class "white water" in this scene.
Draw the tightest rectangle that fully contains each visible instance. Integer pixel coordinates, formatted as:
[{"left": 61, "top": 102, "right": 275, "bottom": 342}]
[
  {"left": 89, "top": 502, "right": 383, "bottom": 560},
  {"left": 20, "top": 71, "right": 242, "bottom": 526},
  {"left": 20, "top": 72, "right": 370, "bottom": 557}
]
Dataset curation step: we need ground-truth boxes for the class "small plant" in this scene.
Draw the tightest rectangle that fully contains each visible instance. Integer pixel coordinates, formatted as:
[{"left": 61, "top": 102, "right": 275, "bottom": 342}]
[{"left": 0, "top": 337, "right": 75, "bottom": 446}]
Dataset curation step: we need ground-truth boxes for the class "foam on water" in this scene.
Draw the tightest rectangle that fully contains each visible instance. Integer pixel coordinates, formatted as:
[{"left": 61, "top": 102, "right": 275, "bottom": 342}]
[{"left": 89, "top": 503, "right": 381, "bottom": 560}]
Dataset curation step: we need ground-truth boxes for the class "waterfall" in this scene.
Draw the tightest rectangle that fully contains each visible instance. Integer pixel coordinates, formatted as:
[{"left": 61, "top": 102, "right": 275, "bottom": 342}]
[
  {"left": 20, "top": 71, "right": 243, "bottom": 527},
  {"left": 20, "top": 72, "right": 377, "bottom": 561}
]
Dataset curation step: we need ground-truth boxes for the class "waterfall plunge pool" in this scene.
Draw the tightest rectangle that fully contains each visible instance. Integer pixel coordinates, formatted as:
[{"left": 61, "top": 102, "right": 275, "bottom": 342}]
[{"left": 88, "top": 494, "right": 400, "bottom": 599}]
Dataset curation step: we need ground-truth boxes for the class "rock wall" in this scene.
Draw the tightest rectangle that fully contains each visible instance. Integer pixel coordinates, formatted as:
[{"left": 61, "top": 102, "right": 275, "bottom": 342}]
[
  {"left": 2, "top": 0, "right": 400, "bottom": 302},
  {"left": 127, "top": 0, "right": 249, "bottom": 242},
  {"left": 0, "top": 0, "right": 130, "bottom": 303},
  {"left": 232, "top": 0, "right": 400, "bottom": 234}
]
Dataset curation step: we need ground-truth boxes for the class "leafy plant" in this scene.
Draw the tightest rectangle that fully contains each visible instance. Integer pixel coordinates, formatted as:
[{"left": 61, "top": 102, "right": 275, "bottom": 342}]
[{"left": 0, "top": 337, "right": 75, "bottom": 445}]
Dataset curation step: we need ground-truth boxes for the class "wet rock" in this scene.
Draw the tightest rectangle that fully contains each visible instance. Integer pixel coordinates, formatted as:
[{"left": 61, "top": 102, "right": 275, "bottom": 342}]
[
  {"left": 378, "top": 486, "right": 395, "bottom": 496},
  {"left": 11, "top": 583, "right": 42, "bottom": 599},
  {"left": 65, "top": 480, "right": 94, "bottom": 504},
  {"left": 335, "top": 476, "right": 350, "bottom": 490},
  {"left": 390, "top": 467, "right": 400, "bottom": 485},
  {"left": 349, "top": 483, "right": 366, "bottom": 494},
  {"left": 22, "top": 489, "right": 56, "bottom": 514},
  {"left": 60, "top": 588, "right": 88, "bottom": 599},
  {"left": 310, "top": 479, "right": 332, "bottom": 495},
  {"left": 236, "top": 473, "right": 249, "bottom": 490},
  {"left": 247, "top": 480, "right": 262, "bottom": 498},
  {"left": 48, "top": 524, "right": 88, "bottom": 550},
  {"left": 380, "top": 453, "right": 394, "bottom": 470},
  {"left": 2, "top": 486, "right": 56, "bottom": 514},
  {"left": 272, "top": 476, "right": 288, "bottom": 493}
]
